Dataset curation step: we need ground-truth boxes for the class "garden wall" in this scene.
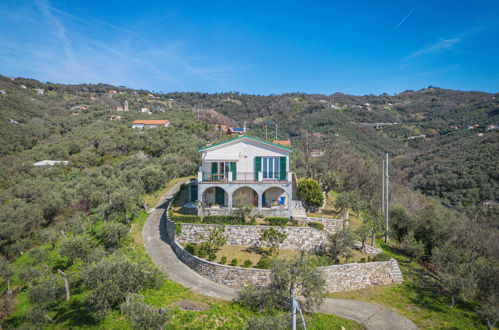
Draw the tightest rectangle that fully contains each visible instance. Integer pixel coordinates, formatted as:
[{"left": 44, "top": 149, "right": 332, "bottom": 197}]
[
  {"left": 164, "top": 208, "right": 403, "bottom": 291},
  {"left": 177, "top": 223, "right": 328, "bottom": 251}
]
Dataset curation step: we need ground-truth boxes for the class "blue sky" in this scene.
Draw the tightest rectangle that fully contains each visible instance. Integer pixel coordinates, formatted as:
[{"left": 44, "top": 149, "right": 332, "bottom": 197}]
[{"left": 1, "top": 0, "right": 498, "bottom": 95}]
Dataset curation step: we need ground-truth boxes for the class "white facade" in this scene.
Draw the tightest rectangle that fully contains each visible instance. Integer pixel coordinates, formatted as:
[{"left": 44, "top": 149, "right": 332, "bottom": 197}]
[{"left": 196, "top": 136, "right": 295, "bottom": 217}]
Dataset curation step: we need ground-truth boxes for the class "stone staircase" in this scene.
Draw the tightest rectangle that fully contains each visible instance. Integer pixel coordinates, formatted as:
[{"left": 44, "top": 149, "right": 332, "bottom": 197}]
[{"left": 390, "top": 259, "right": 404, "bottom": 283}]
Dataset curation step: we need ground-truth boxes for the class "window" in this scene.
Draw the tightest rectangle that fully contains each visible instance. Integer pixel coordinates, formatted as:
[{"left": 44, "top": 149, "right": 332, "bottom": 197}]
[{"left": 262, "top": 157, "right": 280, "bottom": 180}]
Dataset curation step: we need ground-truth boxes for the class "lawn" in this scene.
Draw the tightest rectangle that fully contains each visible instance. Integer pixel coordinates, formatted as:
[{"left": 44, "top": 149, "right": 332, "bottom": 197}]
[{"left": 326, "top": 241, "right": 485, "bottom": 329}]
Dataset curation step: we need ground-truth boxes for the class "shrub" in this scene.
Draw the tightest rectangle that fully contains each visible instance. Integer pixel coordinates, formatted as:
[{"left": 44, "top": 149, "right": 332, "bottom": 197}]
[
  {"left": 220, "top": 256, "right": 227, "bottom": 265},
  {"left": 373, "top": 253, "right": 391, "bottom": 262},
  {"left": 307, "top": 222, "right": 324, "bottom": 231},
  {"left": 121, "top": 294, "right": 168, "bottom": 330},
  {"left": 197, "top": 247, "right": 208, "bottom": 258},
  {"left": 208, "top": 253, "right": 217, "bottom": 262},
  {"left": 264, "top": 217, "right": 289, "bottom": 226},
  {"left": 185, "top": 244, "right": 199, "bottom": 256},
  {"left": 171, "top": 215, "right": 200, "bottom": 223},
  {"left": 203, "top": 215, "right": 243, "bottom": 225},
  {"left": 359, "top": 257, "right": 367, "bottom": 263},
  {"left": 98, "top": 222, "right": 129, "bottom": 250},
  {"left": 174, "top": 223, "right": 182, "bottom": 235},
  {"left": 230, "top": 258, "right": 238, "bottom": 266},
  {"left": 256, "top": 257, "right": 273, "bottom": 269},
  {"left": 297, "top": 178, "right": 324, "bottom": 211},
  {"left": 243, "top": 260, "right": 252, "bottom": 268}
]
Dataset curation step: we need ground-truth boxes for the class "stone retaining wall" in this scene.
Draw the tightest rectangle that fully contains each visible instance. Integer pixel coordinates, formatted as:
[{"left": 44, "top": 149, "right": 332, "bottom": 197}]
[
  {"left": 177, "top": 223, "right": 328, "bottom": 251},
  {"left": 164, "top": 206, "right": 403, "bottom": 291},
  {"left": 299, "top": 217, "right": 344, "bottom": 233}
]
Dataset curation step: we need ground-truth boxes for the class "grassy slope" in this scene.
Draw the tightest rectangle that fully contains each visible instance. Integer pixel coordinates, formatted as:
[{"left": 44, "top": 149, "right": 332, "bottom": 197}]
[
  {"left": 327, "top": 242, "right": 484, "bottom": 329},
  {"left": 2, "top": 181, "right": 363, "bottom": 330}
]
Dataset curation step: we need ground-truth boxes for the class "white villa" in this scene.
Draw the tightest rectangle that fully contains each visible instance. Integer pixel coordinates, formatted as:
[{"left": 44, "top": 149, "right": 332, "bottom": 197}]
[{"left": 194, "top": 136, "right": 304, "bottom": 218}]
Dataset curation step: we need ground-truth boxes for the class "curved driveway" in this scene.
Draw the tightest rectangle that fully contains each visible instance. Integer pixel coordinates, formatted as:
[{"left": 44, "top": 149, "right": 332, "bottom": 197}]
[{"left": 142, "top": 182, "right": 417, "bottom": 329}]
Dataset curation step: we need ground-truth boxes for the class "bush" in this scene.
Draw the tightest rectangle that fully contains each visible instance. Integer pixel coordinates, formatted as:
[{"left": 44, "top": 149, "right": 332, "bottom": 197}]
[
  {"left": 174, "top": 223, "right": 182, "bottom": 235},
  {"left": 208, "top": 253, "right": 217, "bottom": 262},
  {"left": 243, "top": 260, "right": 252, "bottom": 268},
  {"left": 121, "top": 294, "right": 168, "bottom": 330},
  {"left": 220, "top": 256, "right": 227, "bottom": 264},
  {"left": 197, "top": 247, "right": 208, "bottom": 258},
  {"left": 171, "top": 214, "right": 200, "bottom": 223},
  {"left": 98, "top": 222, "right": 129, "bottom": 250},
  {"left": 256, "top": 257, "right": 273, "bottom": 269},
  {"left": 185, "top": 244, "right": 199, "bottom": 256},
  {"left": 307, "top": 222, "right": 324, "bottom": 231},
  {"left": 359, "top": 257, "right": 367, "bottom": 263},
  {"left": 230, "top": 258, "right": 238, "bottom": 266},
  {"left": 297, "top": 179, "right": 324, "bottom": 211},
  {"left": 203, "top": 215, "right": 243, "bottom": 225},
  {"left": 264, "top": 217, "right": 289, "bottom": 226},
  {"left": 373, "top": 253, "right": 391, "bottom": 262}
]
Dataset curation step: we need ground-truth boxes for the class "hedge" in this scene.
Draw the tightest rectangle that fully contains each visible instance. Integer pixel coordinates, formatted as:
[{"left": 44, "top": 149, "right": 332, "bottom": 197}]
[
  {"left": 264, "top": 217, "right": 298, "bottom": 227},
  {"left": 203, "top": 215, "right": 245, "bottom": 225},
  {"left": 170, "top": 214, "right": 200, "bottom": 223},
  {"left": 307, "top": 222, "right": 324, "bottom": 231}
]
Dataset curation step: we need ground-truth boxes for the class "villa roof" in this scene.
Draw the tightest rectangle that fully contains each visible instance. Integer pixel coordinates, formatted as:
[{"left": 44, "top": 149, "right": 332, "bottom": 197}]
[
  {"left": 198, "top": 135, "right": 293, "bottom": 152},
  {"left": 132, "top": 120, "right": 169, "bottom": 125}
]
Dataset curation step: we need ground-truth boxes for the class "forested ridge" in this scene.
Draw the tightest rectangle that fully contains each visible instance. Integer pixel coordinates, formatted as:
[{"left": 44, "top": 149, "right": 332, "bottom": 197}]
[{"left": 0, "top": 75, "right": 498, "bottom": 329}]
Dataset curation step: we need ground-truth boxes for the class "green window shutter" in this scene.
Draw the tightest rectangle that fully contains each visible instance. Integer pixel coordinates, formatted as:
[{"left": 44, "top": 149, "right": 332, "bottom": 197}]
[
  {"left": 211, "top": 162, "right": 218, "bottom": 174},
  {"left": 230, "top": 162, "right": 237, "bottom": 181},
  {"left": 279, "top": 157, "right": 287, "bottom": 181},
  {"left": 254, "top": 157, "right": 262, "bottom": 180}
]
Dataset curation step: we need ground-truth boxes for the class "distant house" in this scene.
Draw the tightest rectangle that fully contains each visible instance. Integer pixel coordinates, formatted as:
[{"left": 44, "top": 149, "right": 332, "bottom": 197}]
[
  {"left": 33, "top": 160, "right": 69, "bottom": 167},
  {"left": 407, "top": 134, "right": 426, "bottom": 140},
  {"left": 312, "top": 133, "right": 324, "bottom": 139},
  {"left": 450, "top": 125, "right": 459, "bottom": 130},
  {"left": 228, "top": 127, "right": 247, "bottom": 135},
  {"left": 131, "top": 120, "right": 170, "bottom": 129},
  {"left": 476, "top": 132, "right": 484, "bottom": 137},
  {"left": 116, "top": 106, "right": 124, "bottom": 111},
  {"left": 20, "top": 85, "right": 27, "bottom": 89},
  {"left": 465, "top": 125, "right": 475, "bottom": 130},
  {"left": 140, "top": 107, "right": 152, "bottom": 115},
  {"left": 109, "top": 90, "right": 118, "bottom": 94},
  {"left": 310, "top": 149, "right": 325, "bottom": 158},
  {"left": 35, "top": 88, "right": 44, "bottom": 95},
  {"left": 70, "top": 105, "right": 87, "bottom": 111},
  {"left": 0, "top": 90, "right": 6, "bottom": 95},
  {"left": 486, "top": 124, "right": 497, "bottom": 131},
  {"left": 109, "top": 115, "right": 122, "bottom": 121},
  {"left": 272, "top": 140, "right": 291, "bottom": 147},
  {"left": 216, "top": 124, "right": 229, "bottom": 133}
]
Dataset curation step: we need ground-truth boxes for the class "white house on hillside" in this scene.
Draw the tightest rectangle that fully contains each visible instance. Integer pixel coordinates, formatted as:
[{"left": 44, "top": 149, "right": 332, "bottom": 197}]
[
  {"left": 195, "top": 136, "right": 303, "bottom": 218},
  {"left": 131, "top": 120, "right": 170, "bottom": 129}
]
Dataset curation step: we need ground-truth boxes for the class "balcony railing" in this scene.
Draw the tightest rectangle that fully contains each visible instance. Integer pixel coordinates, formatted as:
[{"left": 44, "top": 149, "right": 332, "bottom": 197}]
[{"left": 199, "top": 171, "right": 290, "bottom": 183}]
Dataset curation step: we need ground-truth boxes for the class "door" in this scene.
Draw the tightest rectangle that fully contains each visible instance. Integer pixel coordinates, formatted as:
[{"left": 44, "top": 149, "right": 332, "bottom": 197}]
[{"left": 215, "top": 187, "right": 225, "bottom": 205}]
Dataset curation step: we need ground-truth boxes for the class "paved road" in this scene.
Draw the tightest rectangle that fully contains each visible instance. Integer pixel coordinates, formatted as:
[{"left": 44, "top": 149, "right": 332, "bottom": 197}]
[{"left": 142, "top": 182, "right": 418, "bottom": 329}]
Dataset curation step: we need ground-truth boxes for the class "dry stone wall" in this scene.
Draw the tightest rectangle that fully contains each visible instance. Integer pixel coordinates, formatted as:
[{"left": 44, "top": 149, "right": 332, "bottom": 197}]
[
  {"left": 177, "top": 223, "right": 328, "bottom": 251},
  {"left": 164, "top": 208, "right": 402, "bottom": 291}
]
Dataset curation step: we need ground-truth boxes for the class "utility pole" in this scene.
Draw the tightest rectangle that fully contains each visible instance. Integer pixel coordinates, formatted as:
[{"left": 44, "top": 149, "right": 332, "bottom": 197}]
[
  {"left": 265, "top": 123, "right": 268, "bottom": 140},
  {"left": 384, "top": 153, "right": 389, "bottom": 243},
  {"left": 275, "top": 123, "right": 278, "bottom": 141},
  {"left": 382, "top": 157, "right": 385, "bottom": 213}
]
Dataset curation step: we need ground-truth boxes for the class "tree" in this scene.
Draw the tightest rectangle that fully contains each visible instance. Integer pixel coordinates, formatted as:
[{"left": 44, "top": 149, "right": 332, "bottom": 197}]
[
  {"left": 297, "top": 179, "right": 324, "bottom": 212},
  {"left": 0, "top": 258, "right": 13, "bottom": 294},
  {"left": 121, "top": 294, "right": 168, "bottom": 330},
  {"left": 355, "top": 222, "right": 371, "bottom": 254},
  {"left": 472, "top": 258, "right": 499, "bottom": 330},
  {"left": 400, "top": 231, "right": 425, "bottom": 262},
  {"left": 432, "top": 244, "right": 474, "bottom": 307},
  {"left": 260, "top": 228, "right": 288, "bottom": 257},
  {"left": 232, "top": 193, "right": 255, "bottom": 223},
  {"left": 83, "top": 255, "right": 161, "bottom": 311},
  {"left": 325, "top": 229, "right": 355, "bottom": 263},
  {"left": 59, "top": 236, "right": 95, "bottom": 264},
  {"left": 98, "top": 222, "right": 129, "bottom": 250},
  {"left": 28, "top": 275, "right": 65, "bottom": 306},
  {"left": 239, "top": 254, "right": 325, "bottom": 311},
  {"left": 202, "top": 225, "right": 227, "bottom": 254}
]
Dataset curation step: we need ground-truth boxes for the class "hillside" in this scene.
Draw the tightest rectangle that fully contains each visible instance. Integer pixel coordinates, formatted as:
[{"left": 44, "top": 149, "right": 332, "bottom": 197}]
[{"left": 0, "top": 76, "right": 498, "bottom": 329}]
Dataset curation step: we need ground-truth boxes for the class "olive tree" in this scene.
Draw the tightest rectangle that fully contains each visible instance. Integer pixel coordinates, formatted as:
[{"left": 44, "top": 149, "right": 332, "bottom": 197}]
[
  {"left": 239, "top": 254, "right": 325, "bottom": 311},
  {"left": 325, "top": 229, "right": 355, "bottom": 263},
  {"left": 260, "top": 228, "right": 288, "bottom": 257},
  {"left": 121, "top": 294, "right": 168, "bottom": 330}
]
